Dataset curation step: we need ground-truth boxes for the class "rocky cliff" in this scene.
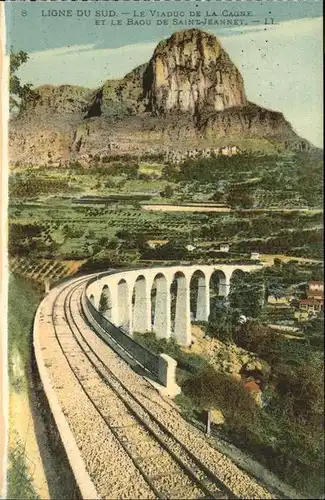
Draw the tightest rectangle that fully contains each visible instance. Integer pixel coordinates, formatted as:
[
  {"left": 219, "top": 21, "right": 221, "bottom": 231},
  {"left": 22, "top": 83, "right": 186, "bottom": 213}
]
[
  {"left": 143, "top": 30, "right": 246, "bottom": 115},
  {"left": 9, "top": 29, "right": 313, "bottom": 166}
]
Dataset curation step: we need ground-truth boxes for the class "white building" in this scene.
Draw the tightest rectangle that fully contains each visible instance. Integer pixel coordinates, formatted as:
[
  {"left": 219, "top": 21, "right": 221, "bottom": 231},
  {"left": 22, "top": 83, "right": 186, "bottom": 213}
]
[
  {"left": 250, "top": 252, "right": 260, "bottom": 260},
  {"left": 219, "top": 244, "right": 230, "bottom": 253}
]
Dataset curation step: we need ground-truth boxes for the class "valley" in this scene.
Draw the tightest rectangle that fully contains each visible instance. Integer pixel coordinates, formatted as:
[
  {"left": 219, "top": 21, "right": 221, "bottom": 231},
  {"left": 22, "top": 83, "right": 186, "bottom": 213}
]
[{"left": 7, "top": 26, "right": 324, "bottom": 500}]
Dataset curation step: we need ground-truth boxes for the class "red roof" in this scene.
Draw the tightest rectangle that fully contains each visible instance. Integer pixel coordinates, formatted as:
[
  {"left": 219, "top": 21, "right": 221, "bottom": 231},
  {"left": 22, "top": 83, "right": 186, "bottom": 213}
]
[
  {"left": 300, "top": 298, "right": 321, "bottom": 305},
  {"left": 244, "top": 381, "right": 261, "bottom": 394}
]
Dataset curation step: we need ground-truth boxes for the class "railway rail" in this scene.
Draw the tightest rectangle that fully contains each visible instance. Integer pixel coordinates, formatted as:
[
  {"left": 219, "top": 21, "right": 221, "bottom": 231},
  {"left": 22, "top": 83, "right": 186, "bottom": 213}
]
[{"left": 51, "top": 279, "right": 238, "bottom": 499}]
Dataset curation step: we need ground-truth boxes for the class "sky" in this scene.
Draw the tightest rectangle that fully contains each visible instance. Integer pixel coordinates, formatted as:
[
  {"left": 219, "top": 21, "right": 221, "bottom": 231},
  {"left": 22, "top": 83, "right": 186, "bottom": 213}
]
[{"left": 5, "top": 0, "right": 323, "bottom": 147}]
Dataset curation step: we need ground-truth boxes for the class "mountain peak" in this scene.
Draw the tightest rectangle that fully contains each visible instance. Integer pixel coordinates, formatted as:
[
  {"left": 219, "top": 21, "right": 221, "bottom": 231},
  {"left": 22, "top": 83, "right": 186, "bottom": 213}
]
[
  {"left": 143, "top": 29, "right": 247, "bottom": 115},
  {"left": 10, "top": 29, "right": 313, "bottom": 166}
]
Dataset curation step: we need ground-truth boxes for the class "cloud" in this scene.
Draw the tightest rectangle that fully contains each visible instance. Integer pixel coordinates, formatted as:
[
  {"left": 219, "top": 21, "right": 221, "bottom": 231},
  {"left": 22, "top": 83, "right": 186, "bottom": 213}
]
[
  {"left": 28, "top": 44, "right": 97, "bottom": 58},
  {"left": 18, "top": 41, "right": 157, "bottom": 86},
  {"left": 17, "top": 16, "right": 323, "bottom": 146}
]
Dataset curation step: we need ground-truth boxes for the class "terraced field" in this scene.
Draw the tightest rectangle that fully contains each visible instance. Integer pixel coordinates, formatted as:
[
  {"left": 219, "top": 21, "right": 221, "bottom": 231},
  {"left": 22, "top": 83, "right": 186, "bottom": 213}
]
[{"left": 10, "top": 257, "right": 86, "bottom": 285}]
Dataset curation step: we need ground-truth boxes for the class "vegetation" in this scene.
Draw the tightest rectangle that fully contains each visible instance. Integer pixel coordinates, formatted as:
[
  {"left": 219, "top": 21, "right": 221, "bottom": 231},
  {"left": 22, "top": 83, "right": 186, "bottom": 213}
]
[
  {"left": 98, "top": 291, "right": 109, "bottom": 313},
  {"left": 165, "top": 151, "right": 323, "bottom": 208},
  {"left": 133, "top": 331, "right": 209, "bottom": 378},
  {"left": 228, "top": 271, "right": 264, "bottom": 318},
  {"left": 8, "top": 148, "right": 323, "bottom": 266},
  {"left": 10, "top": 51, "right": 38, "bottom": 112},
  {"left": 8, "top": 144, "right": 323, "bottom": 496},
  {"left": 8, "top": 198, "right": 323, "bottom": 263},
  {"left": 9, "top": 175, "right": 73, "bottom": 198},
  {"left": 182, "top": 366, "right": 259, "bottom": 429},
  {"left": 202, "top": 268, "right": 324, "bottom": 496},
  {"left": 135, "top": 323, "right": 324, "bottom": 496},
  {"left": 7, "top": 440, "right": 40, "bottom": 500},
  {"left": 8, "top": 274, "right": 42, "bottom": 392},
  {"left": 7, "top": 275, "right": 42, "bottom": 498}
]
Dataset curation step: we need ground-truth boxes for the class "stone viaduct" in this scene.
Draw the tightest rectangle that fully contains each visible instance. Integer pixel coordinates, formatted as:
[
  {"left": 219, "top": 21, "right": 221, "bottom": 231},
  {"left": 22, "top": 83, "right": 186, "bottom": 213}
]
[{"left": 86, "top": 264, "right": 263, "bottom": 346}]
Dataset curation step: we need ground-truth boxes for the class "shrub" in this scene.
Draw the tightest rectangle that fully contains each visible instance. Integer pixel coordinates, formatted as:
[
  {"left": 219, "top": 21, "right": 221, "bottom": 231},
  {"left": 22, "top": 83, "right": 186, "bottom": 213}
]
[
  {"left": 233, "top": 321, "right": 280, "bottom": 357},
  {"left": 7, "top": 440, "right": 39, "bottom": 499},
  {"left": 271, "top": 361, "right": 324, "bottom": 430},
  {"left": 160, "top": 185, "right": 174, "bottom": 198},
  {"left": 133, "top": 332, "right": 209, "bottom": 374},
  {"left": 98, "top": 292, "right": 109, "bottom": 313},
  {"left": 182, "top": 366, "right": 259, "bottom": 431}
]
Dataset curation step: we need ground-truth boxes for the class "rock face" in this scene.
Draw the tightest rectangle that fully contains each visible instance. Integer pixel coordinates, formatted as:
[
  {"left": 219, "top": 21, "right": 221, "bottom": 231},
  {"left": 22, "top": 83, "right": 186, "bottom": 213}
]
[
  {"left": 9, "top": 28, "right": 313, "bottom": 166},
  {"left": 143, "top": 30, "right": 246, "bottom": 115}
]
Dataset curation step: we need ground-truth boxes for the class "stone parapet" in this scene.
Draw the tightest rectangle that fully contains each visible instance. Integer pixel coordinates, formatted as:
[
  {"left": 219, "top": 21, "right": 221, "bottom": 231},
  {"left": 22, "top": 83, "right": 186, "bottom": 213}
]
[{"left": 33, "top": 281, "right": 100, "bottom": 500}]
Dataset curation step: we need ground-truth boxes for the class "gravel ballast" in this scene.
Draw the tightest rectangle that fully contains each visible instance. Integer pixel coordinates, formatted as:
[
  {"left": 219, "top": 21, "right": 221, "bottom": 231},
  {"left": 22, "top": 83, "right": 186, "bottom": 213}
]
[{"left": 36, "top": 277, "right": 274, "bottom": 499}]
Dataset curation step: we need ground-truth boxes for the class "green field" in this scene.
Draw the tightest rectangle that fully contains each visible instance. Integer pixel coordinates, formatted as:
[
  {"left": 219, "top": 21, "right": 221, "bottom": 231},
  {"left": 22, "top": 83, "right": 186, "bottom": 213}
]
[
  {"left": 8, "top": 197, "right": 323, "bottom": 266},
  {"left": 8, "top": 150, "right": 323, "bottom": 268},
  {"left": 7, "top": 149, "right": 324, "bottom": 498}
]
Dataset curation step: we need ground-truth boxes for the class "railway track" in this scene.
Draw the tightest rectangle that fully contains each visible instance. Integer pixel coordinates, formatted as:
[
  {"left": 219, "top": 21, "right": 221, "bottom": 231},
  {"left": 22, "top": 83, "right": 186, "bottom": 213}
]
[{"left": 51, "top": 279, "right": 238, "bottom": 499}]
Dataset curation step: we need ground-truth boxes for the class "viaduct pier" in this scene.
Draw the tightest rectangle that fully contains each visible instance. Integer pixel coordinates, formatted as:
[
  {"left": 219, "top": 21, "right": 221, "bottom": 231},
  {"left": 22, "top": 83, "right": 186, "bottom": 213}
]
[{"left": 87, "top": 263, "right": 263, "bottom": 346}]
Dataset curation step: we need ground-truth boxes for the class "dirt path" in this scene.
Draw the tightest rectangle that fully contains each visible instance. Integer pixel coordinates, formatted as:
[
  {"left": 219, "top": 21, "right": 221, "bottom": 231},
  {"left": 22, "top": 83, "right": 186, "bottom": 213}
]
[
  {"left": 142, "top": 204, "right": 231, "bottom": 212},
  {"left": 260, "top": 254, "right": 322, "bottom": 265}
]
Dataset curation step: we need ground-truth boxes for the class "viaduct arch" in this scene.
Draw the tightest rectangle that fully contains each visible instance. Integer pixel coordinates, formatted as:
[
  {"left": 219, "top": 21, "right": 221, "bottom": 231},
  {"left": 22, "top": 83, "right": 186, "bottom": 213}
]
[{"left": 86, "top": 264, "right": 262, "bottom": 346}]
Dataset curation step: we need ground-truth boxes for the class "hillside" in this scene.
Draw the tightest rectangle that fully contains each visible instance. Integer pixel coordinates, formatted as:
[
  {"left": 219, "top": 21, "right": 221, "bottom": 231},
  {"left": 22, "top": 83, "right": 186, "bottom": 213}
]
[{"left": 10, "top": 29, "right": 314, "bottom": 167}]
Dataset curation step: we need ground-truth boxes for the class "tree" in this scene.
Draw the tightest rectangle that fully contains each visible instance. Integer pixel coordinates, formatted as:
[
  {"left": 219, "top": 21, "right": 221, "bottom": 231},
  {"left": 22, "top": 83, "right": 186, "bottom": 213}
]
[
  {"left": 228, "top": 272, "right": 264, "bottom": 318},
  {"left": 182, "top": 366, "right": 259, "bottom": 428},
  {"left": 162, "top": 163, "right": 177, "bottom": 181},
  {"left": 226, "top": 186, "right": 254, "bottom": 209},
  {"left": 134, "top": 233, "right": 148, "bottom": 250},
  {"left": 272, "top": 361, "right": 324, "bottom": 430},
  {"left": 10, "top": 50, "right": 38, "bottom": 111},
  {"left": 115, "top": 229, "right": 132, "bottom": 241},
  {"left": 264, "top": 276, "right": 285, "bottom": 301},
  {"left": 98, "top": 236, "right": 109, "bottom": 247},
  {"left": 98, "top": 292, "right": 109, "bottom": 313},
  {"left": 126, "top": 164, "right": 139, "bottom": 180},
  {"left": 106, "top": 238, "right": 119, "bottom": 250},
  {"left": 207, "top": 299, "right": 241, "bottom": 342},
  {"left": 233, "top": 321, "right": 280, "bottom": 362},
  {"left": 160, "top": 185, "right": 174, "bottom": 198},
  {"left": 211, "top": 190, "right": 225, "bottom": 203}
]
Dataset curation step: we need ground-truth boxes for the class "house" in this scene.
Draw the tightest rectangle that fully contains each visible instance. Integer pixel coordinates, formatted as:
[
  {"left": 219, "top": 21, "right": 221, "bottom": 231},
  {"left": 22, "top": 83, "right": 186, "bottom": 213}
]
[
  {"left": 147, "top": 239, "right": 169, "bottom": 249},
  {"left": 243, "top": 378, "right": 263, "bottom": 407},
  {"left": 299, "top": 298, "right": 323, "bottom": 312},
  {"left": 294, "top": 297, "right": 323, "bottom": 321},
  {"left": 293, "top": 281, "right": 323, "bottom": 321},
  {"left": 307, "top": 281, "right": 324, "bottom": 301},
  {"left": 267, "top": 295, "right": 293, "bottom": 308},
  {"left": 186, "top": 244, "right": 196, "bottom": 252},
  {"left": 250, "top": 252, "right": 260, "bottom": 261},
  {"left": 219, "top": 243, "right": 230, "bottom": 253}
]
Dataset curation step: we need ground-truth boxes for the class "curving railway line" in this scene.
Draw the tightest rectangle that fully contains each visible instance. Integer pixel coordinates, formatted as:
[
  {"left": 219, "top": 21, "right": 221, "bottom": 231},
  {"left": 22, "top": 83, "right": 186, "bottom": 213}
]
[
  {"left": 52, "top": 279, "right": 236, "bottom": 499},
  {"left": 37, "top": 276, "right": 272, "bottom": 499}
]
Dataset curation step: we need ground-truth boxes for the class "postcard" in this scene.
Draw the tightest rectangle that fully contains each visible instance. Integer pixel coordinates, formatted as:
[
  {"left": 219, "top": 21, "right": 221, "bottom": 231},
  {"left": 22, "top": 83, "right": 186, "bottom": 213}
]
[{"left": 1, "top": 1, "right": 323, "bottom": 499}]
